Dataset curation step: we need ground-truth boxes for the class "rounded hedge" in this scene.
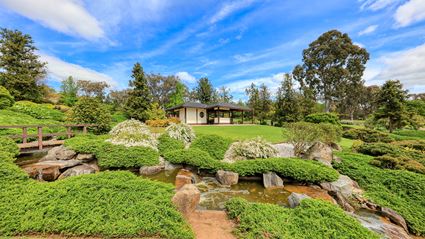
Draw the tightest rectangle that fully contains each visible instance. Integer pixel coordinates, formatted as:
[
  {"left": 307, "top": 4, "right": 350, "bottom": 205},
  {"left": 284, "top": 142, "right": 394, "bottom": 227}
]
[
  {"left": 191, "top": 134, "right": 232, "bottom": 160},
  {"left": 305, "top": 112, "right": 340, "bottom": 125},
  {"left": 0, "top": 86, "right": 14, "bottom": 109}
]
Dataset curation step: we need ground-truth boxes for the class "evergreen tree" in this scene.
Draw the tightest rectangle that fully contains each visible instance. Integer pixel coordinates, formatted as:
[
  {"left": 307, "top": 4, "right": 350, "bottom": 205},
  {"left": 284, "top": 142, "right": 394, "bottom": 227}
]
[
  {"left": 258, "top": 83, "right": 272, "bottom": 123},
  {"left": 218, "top": 86, "right": 233, "bottom": 103},
  {"left": 60, "top": 76, "right": 79, "bottom": 106},
  {"left": 167, "top": 81, "right": 186, "bottom": 108},
  {"left": 0, "top": 28, "right": 46, "bottom": 101},
  {"left": 195, "top": 77, "right": 215, "bottom": 104},
  {"left": 125, "top": 63, "right": 152, "bottom": 121},
  {"left": 245, "top": 83, "right": 261, "bottom": 121},
  {"left": 274, "top": 74, "right": 301, "bottom": 124}
]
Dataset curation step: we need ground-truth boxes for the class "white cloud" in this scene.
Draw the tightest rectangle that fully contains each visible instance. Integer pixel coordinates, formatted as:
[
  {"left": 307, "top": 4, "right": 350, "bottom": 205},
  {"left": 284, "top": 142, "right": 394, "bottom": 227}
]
[
  {"left": 367, "top": 43, "right": 425, "bottom": 93},
  {"left": 175, "top": 71, "right": 197, "bottom": 84},
  {"left": 223, "top": 72, "right": 285, "bottom": 96},
  {"left": 359, "top": 0, "right": 401, "bottom": 11},
  {"left": 394, "top": 0, "right": 425, "bottom": 27},
  {"left": 40, "top": 54, "right": 116, "bottom": 86},
  {"left": 358, "top": 24, "right": 378, "bottom": 35},
  {"left": 0, "top": 0, "right": 104, "bottom": 40},
  {"left": 209, "top": 0, "right": 255, "bottom": 24}
]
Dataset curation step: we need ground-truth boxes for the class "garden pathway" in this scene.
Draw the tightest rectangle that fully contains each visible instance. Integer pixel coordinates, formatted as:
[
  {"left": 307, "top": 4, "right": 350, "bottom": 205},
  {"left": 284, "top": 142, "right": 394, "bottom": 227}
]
[{"left": 187, "top": 210, "right": 236, "bottom": 239}]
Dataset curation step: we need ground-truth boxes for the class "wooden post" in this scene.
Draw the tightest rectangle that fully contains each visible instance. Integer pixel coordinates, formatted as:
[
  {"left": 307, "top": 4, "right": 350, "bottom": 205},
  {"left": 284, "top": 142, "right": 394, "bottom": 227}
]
[
  {"left": 83, "top": 125, "right": 87, "bottom": 134},
  {"left": 37, "top": 127, "right": 43, "bottom": 150},
  {"left": 67, "top": 126, "right": 72, "bottom": 138},
  {"left": 22, "top": 127, "right": 28, "bottom": 144}
]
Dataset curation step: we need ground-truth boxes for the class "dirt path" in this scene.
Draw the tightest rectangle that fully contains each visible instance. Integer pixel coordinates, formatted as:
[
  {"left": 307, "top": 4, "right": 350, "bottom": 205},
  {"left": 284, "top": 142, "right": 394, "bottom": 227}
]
[{"left": 187, "top": 210, "right": 236, "bottom": 239}]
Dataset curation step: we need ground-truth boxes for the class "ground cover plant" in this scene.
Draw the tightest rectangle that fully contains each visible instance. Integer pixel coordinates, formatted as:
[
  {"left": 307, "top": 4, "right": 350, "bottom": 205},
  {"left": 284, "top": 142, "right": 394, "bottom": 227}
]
[
  {"left": 343, "top": 128, "right": 394, "bottom": 143},
  {"left": 191, "top": 134, "right": 232, "bottom": 160},
  {"left": 392, "top": 130, "right": 425, "bottom": 140},
  {"left": 11, "top": 101, "right": 65, "bottom": 121},
  {"left": 166, "top": 123, "right": 195, "bottom": 144},
  {"left": 0, "top": 86, "right": 14, "bottom": 109},
  {"left": 106, "top": 119, "right": 157, "bottom": 149},
  {"left": 157, "top": 134, "right": 185, "bottom": 156},
  {"left": 304, "top": 112, "right": 341, "bottom": 126},
  {"left": 163, "top": 149, "right": 339, "bottom": 183},
  {"left": 334, "top": 151, "right": 425, "bottom": 235},
  {"left": 225, "top": 197, "right": 378, "bottom": 239},
  {"left": 193, "top": 125, "right": 285, "bottom": 143}
]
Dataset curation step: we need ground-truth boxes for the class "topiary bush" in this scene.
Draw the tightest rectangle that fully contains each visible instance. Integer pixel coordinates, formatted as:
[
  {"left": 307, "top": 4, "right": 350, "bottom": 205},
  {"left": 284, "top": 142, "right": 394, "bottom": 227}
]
[
  {"left": 0, "top": 86, "right": 14, "bottom": 109},
  {"left": 163, "top": 148, "right": 221, "bottom": 171},
  {"left": 343, "top": 128, "right": 393, "bottom": 143},
  {"left": 0, "top": 137, "right": 19, "bottom": 158},
  {"left": 157, "top": 134, "right": 185, "bottom": 156},
  {"left": 228, "top": 137, "right": 277, "bottom": 160},
  {"left": 392, "top": 140, "right": 425, "bottom": 152},
  {"left": 191, "top": 134, "right": 232, "bottom": 160},
  {"left": 106, "top": 119, "right": 157, "bottom": 149},
  {"left": 370, "top": 155, "right": 425, "bottom": 174},
  {"left": 304, "top": 112, "right": 341, "bottom": 125},
  {"left": 11, "top": 101, "right": 64, "bottom": 121},
  {"left": 165, "top": 123, "right": 195, "bottom": 145},
  {"left": 225, "top": 198, "right": 378, "bottom": 239}
]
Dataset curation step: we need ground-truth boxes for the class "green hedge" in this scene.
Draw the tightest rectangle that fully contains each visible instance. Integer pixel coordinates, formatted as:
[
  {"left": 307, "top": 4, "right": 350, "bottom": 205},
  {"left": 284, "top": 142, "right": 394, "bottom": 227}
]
[
  {"left": 158, "top": 134, "right": 185, "bottom": 156},
  {"left": 304, "top": 112, "right": 341, "bottom": 125},
  {"left": 225, "top": 198, "right": 378, "bottom": 239},
  {"left": 163, "top": 149, "right": 339, "bottom": 183},
  {"left": 191, "top": 134, "right": 232, "bottom": 160},
  {"left": 64, "top": 135, "right": 159, "bottom": 168},
  {"left": 343, "top": 128, "right": 393, "bottom": 143},
  {"left": 334, "top": 151, "right": 425, "bottom": 236},
  {"left": 0, "top": 137, "right": 19, "bottom": 158},
  {"left": 0, "top": 86, "right": 14, "bottom": 109},
  {"left": 10, "top": 101, "right": 65, "bottom": 121}
]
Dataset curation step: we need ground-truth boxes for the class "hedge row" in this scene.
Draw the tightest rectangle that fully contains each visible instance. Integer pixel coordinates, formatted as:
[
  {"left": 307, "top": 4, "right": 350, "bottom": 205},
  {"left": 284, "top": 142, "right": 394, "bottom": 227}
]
[
  {"left": 163, "top": 149, "right": 339, "bottom": 183},
  {"left": 343, "top": 128, "right": 393, "bottom": 143},
  {"left": 191, "top": 134, "right": 232, "bottom": 160}
]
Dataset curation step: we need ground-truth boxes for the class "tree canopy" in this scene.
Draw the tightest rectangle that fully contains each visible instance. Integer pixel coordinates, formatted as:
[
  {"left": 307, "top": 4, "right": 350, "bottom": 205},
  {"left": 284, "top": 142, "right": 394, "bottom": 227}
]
[{"left": 125, "top": 63, "right": 152, "bottom": 121}]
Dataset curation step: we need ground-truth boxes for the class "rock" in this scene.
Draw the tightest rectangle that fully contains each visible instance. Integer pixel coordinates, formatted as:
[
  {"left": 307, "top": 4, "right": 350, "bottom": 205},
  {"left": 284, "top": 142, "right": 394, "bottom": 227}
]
[
  {"left": 139, "top": 165, "right": 164, "bottom": 176},
  {"left": 353, "top": 211, "right": 411, "bottom": 239},
  {"left": 172, "top": 184, "right": 200, "bottom": 215},
  {"left": 263, "top": 172, "right": 284, "bottom": 188},
  {"left": 23, "top": 164, "right": 61, "bottom": 181},
  {"left": 40, "top": 146, "right": 76, "bottom": 161},
  {"left": 176, "top": 169, "right": 195, "bottom": 190},
  {"left": 304, "top": 142, "right": 333, "bottom": 167},
  {"left": 329, "top": 191, "right": 355, "bottom": 212},
  {"left": 58, "top": 164, "right": 96, "bottom": 179},
  {"left": 330, "top": 142, "right": 342, "bottom": 151},
  {"left": 86, "top": 160, "right": 100, "bottom": 172},
  {"left": 216, "top": 170, "right": 239, "bottom": 186},
  {"left": 75, "top": 153, "right": 94, "bottom": 161},
  {"left": 32, "top": 160, "right": 82, "bottom": 169},
  {"left": 288, "top": 192, "right": 311, "bottom": 208},
  {"left": 320, "top": 175, "right": 362, "bottom": 198},
  {"left": 273, "top": 143, "right": 295, "bottom": 158},
  {"left": 165, "top": 160, "right": 182, "bottom": 171},
  {"left": 378, "top": 207, "right": 409, "bottom": 233},
  {"left": 40, "top": 146, "right": 63, "bottom": 161}
]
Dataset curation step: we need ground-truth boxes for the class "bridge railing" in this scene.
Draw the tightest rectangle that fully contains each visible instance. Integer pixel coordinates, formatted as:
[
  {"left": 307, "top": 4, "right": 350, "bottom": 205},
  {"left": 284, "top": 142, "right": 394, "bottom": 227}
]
[{"left": 0, "top": 124, "right": 96, "bottom": 150}]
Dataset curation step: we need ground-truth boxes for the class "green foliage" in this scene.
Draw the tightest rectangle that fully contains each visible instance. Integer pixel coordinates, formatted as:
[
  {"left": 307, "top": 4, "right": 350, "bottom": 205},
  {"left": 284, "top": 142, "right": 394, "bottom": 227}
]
[
  {"left": 194, "top": 77, "right": 215, "bottom": 104},
  {"left": 68, "top": 97, "right": 112, "bottom": 134},
  {"left": 125, "top": 63, "right": 152, "bottom": 121},
  {"left": 334, "top": 151, "right": 425, "bottom": 235},
  {"left": 274, "top": 73, "right": 303, "bottom": 124},
  {"left": 0, "top": 137, "right": 19, "bottom": 158},
  {"left": 392, "top": 140, "right": 425, "bottom": 152},
  {"left": 0, "top": 28, "right": 46, "bottom": 102},
  {"left": 392, "top": 130, "right": 425, "bottom": 140},
  {"left": 370, "top": 155, "right": 425, "bottom": 174},
  {"left": 0, "top": 86, "right": 14, "bottom": 109},
  {"left": 191, "top": 134, "right": 232, "bottom": 160},
  {"left": 343, "top": 128, "right": 394, "bottom": 143},
  {"left": 11, "top": 101, "right": 65, "bottom": 121},
  {"left": 111, "top": 111, "right": 128, "bottom": 123},
  {"left": 158, "top": 134, "right": 185, "bottom": 156},
  {"left": 407, "top": 100, "right": 425, "bottom": 117},
  {"left": 166, "top": 81, "right": 186, "bottom": 108},
  {"left": 146, "top": 102, "right": 166, "bottom": 120},
  {"left": 166, "top": 123, "right": 196, "bottom": 144},
  {"left": 164, "top": 149, "right": 339, "bottom": 183},
  {"left": 59, "top": 76, "right": 78, "bottom": 106},
  {"left": 305, "top": 112, "right": 341, "bottom": 125},
  {"left": 225, "top": 198, "right": 378, "bottom": 239}
]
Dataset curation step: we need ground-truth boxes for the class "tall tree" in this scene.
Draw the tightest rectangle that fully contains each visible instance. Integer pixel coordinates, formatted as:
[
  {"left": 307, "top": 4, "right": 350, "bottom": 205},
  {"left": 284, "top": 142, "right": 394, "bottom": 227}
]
[
  {"left": 293, "top": 30, "right": 369, "bottom": 112},
  {"left": 147, "top": 74, "right": 180, "bottom": 107},
  {"left": 258, "top": 83, "right": 272, "bottom": 123},
  {"left": 194, "top": 77, "right": 215, "bottom": 104},
  {"left": 218, "top": 86, "right": 233, "bottom": 103},
  {"left": 77, "top": 80, "right": 109, "bottom": 100},
  {"left": 60, "top": 76, "right": 79, "bottom": 106},
  {"left": 0, "top": 28, "right": 46, "bottom": 101},
  {"left": 245, "top": 83, "right": 261, "bottom": 120},
  {"left": 166, "top": 81, "right": 186, "bottom": 108},
  {"left": 372, "top": 80, "right": 408, "bottom": 132},
  {"left": 125, "top": 63, "right": 152, "bottom": 121},
  {"left": 108, "top": 89, "right": 130, "bottom": 111},
  {"left": 274, "top": 73, "right": 301, "bottom": 124}
]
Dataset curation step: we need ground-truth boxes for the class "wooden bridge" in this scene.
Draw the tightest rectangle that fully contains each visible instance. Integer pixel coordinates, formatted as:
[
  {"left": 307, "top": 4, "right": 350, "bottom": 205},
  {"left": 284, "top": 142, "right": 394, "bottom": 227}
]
[{"left": 0, "top": 124, "right": 95, "bottom": 153}]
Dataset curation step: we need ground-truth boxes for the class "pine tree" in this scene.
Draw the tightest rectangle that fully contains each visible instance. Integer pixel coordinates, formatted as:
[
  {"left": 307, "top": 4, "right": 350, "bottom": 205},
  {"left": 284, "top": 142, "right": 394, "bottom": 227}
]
[
  {"left": 258, "top": 83, "right": 272, "bottom": 123},
  {"left": 167, "top": 81, "right": 186, "bottom": 108},
  {"left": 195, "top": 77, "right": 215, "bottom": 104},
  {"left": 0, "top": 28, "right": 47, "bottom": 102},
  {"left": 60, "top": 76, "right": 79, "bottom": 106},
  {"left": 125, "top": 63, "right": 152, "bottom": 121},
  {"left": 274, "top": 74, "right": 301, "bottom": 125}
]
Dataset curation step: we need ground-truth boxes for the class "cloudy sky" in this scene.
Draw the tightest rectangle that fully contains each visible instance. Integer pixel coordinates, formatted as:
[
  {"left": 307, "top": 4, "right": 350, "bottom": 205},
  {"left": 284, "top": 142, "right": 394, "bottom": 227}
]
[{"left": 1, "top": 0, "right": 424, "bottom": 99}]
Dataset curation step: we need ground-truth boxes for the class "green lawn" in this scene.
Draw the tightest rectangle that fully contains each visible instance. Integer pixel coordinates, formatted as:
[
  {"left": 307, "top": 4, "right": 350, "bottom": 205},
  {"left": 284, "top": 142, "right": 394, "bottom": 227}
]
[{"left": 193, "top": 125, "right": 286, "bottom": 143}]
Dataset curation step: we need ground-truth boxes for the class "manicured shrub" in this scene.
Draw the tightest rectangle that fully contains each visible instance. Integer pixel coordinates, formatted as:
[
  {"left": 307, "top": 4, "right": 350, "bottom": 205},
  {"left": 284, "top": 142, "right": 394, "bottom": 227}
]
[
  {"left": 305, "top": 112, "right": 341, "bottom": 125},
  {"left": 67, "top": 97, "right": 112, "bottom": 134},
  {"left": 357, "top": 143, "right": 400, "bottom": 156},
  {"left": 228, "top": 137, "right": 277, "bottom": 160},
  {"left": 0, "top": 137, "right": 19, "bottom": 158},
  {"left": 11, "top": 101, "right": 64, "bottom": 121},
  {"left": 343, "top": 128, "right": 393, "bottom": 143},
  {"left": 157, "top": 134, "right": 185, "bottom": 156},
  {"left": 106, "top": 119, "right": 157, "bottom": 149},
  {"left": 225, "top": 198, "right": 378, "bottom": 239},
  {"left": 318, "top": 123, "right": 342, "bottom": 144},
  {"left": 334, "top": 151, "right": 425, "bottom": 235},
  {"left": 392, "top": 140, "right": 425, "bottom": 152},
  {"left": 392, "top": 130, "right": 425, "bottom": 140},
  {"left": 191, "top": 134, "right": 232, "bottom": 160},
  {"left": 165, "top": 123, "right": 195, "bottom": 144},
  {"left": 163, "top": 148, "right": 221, "bottom": 171},
  {"left": 0, "top": 86, "right": 14, "bottom": 109},
  {"left": 146, "top": 118, "right": 181, "bottom": 127},
  {"left": 371, "top": 155, "right": 425, "bottom": 174},
  {"left": 97, "top": 143, "right": 159, "bottom": 168}
]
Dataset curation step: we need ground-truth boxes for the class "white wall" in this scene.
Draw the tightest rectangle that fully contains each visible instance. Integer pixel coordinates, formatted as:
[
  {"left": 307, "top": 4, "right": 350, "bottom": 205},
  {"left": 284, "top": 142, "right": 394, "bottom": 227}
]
[
  {"left": 214, "top": 117, "right": 230, "bottom": 124},
  {"left": 179, "top": 108, "right": 207, "bottom": 124}
]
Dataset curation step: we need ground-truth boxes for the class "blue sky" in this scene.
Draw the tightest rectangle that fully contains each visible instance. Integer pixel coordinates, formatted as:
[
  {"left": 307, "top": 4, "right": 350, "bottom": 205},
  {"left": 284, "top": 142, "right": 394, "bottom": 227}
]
[{"left": 1, "top": 0, "right": 425, "bottom": 99}]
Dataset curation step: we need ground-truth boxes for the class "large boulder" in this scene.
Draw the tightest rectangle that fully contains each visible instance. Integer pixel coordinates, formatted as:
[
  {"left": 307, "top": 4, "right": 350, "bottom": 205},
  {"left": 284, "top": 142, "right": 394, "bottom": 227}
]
[
  {"left": 353, "top": 211, "right": 411, "bottom": 239},
  {"left": 263, "top": 172, "right": 284, "bottom": 188},
  {"left": 40, "top": 146, "right": 77, "bottom": 161},
  {"left": 329, "top": 191, "right": 355, "bottom": 212},
  {"left": 288, "top": 192, "right": 311, "bottom": 208},
  {"left": 75, "top": 153, "right": 95, "bottom": 162},
  {"left": 139, "top": 165, "right": 164, "bottom": 176},
  {"left": 175, "top": 169, "right": 195, "bottom": 190},
  {"left": 172, "top": 184, "right": 200, "bottom": 215},
  {"left": 304, "top": 142, "right": 333, "bottom": 167},
  {"left": 378, "top": 207, "right": 409, "bottom": 233},
  {"left": 273, "top": 143, "right": 295, "bottom": 158},
  {"left": 320, "top": 175, "right": 362, "bottom": 198},
  {"left": 58, "top": 164, "right": 96, "bottom": 179},
  {"left": 23, "top": 164, "right": 61, "bottom": 181},
  {"left": 32, "top": 160, "right": 82, "bottom": 170},
  {"left": 216, "top": 170, "right": 239, "bottom": 186},
  {"left": 165, "top": 160, "right": 182, "bottom": 171}
]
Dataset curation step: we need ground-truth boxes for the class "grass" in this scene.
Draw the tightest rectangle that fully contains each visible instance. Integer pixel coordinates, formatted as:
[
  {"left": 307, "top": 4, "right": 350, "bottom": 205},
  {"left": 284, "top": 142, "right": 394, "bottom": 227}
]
[
  {"left": 193, "top": 125, "right": 285, "bottom": 143},
  {"left": 391, "top": 129, "right": 425, "bottom": 140},
  {"left": 226, "top": 197, "right": 378, "bottom": 239},
  {"left": 334, "top": 151, "right": 425, "bottom": 236}
]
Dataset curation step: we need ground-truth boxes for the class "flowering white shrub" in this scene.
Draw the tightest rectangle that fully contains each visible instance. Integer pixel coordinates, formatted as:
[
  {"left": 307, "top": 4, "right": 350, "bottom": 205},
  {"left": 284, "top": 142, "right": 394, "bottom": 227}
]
[
  {"left": 165, "top": 123, "right": 195, "bottom": 145},
  {"left": 106, "top": 119, "right": 158, "bottom": 150},
  {"left": 229, "top": 137, "right": 277, "bottom": 160}
]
